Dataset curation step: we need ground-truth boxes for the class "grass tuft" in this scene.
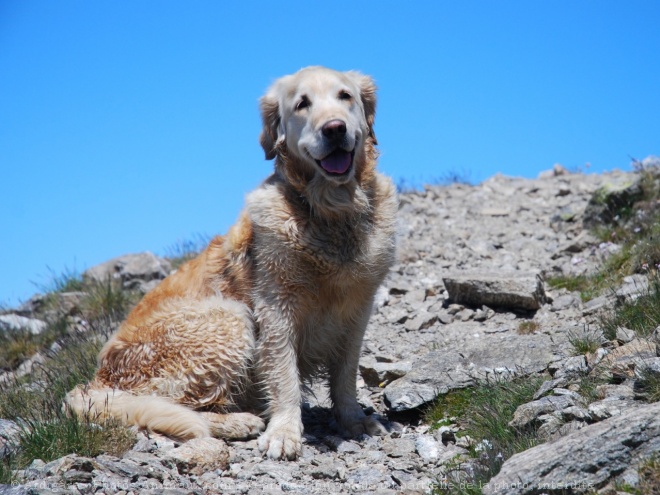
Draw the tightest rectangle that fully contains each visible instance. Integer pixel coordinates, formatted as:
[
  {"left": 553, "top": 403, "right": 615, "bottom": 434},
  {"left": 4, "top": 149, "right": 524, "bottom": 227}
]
[
  {"left": 634, "top": 366, "right": 660, "bottom": 403},
  {"left": 517, "top": 320, "right": 539, "bottom": 335},
  {"left": 33, "top": 265, "right": 85, "bottom": 294},
  {"left": 0, "top": 310, "right": 135, "bottom": 482},
  {"left": 0, "top": 317, "right": 69, "bottom": 372},
  {"left": 164, "top": 233, "right": 210, "bottom": 269},
  {"left": 81, "top": 277, "right": 139, "bottom": 322},
  {"left": 426, "top": 375, "right": 544, "bottom": 492},
  {"left": 600, "top": 272, "right": 660, "bottom": 339},
  {"left": 567, "top": 327, "right": 604, "bottom": 355}
]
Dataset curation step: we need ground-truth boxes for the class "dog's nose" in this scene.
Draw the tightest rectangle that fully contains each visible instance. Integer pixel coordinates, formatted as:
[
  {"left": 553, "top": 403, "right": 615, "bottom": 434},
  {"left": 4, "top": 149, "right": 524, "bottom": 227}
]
[{"left": 322, "top": 119, "right": 347, "bottom": 141}]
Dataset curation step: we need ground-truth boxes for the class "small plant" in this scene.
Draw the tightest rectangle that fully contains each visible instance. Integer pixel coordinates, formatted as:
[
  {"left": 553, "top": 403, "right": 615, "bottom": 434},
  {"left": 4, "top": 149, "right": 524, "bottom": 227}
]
[
  {"left": 517, "top": 320, "right": 539, "bottom": 335},
  {"left": 634, "top": 366, "right": 660, "bottom": 403},
  {"left": 600, "top": 271, "right": 660, "bottom": 339},
  {"left": 81, "top": 277, "right": 139, "bottom": 322},
  {"left": 638, "top": 455, "right": 660, "bottom": 494},
  {"left": 546, "top": 272, "right": 609, "bottom": 303},
  {"left": 0, "top": 317, "right": 69, "bottom": 372},
  {"left": 33, "top": 265, "right": 85, "bottom": 294},
  {"left": 164, "top": 233, "right": 211, "bottom": 269},
  {"left": 426, "top": 375, "right": 543, "bottom": 491},
  {"left": 567, "top": 327, "right": 604, "bottom": 355},
  {"left": 0, "top": 318, "right": 135, "bottom": 473}
]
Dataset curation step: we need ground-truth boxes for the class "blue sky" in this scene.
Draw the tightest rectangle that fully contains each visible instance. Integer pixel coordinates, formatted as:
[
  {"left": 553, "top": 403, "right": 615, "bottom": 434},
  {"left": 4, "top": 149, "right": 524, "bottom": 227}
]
[{"left": 1, "top": 1, "right": 659, "bottom": 307}]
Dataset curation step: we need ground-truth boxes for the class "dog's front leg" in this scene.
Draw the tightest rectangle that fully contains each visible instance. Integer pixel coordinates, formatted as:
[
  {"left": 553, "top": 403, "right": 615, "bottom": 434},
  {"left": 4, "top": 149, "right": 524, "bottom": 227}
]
[
  {"left": 255, "top": 305, "right": 303, "bottom": 460},
  {"left": 329, "top": 309, "right": 387, "bottom": 437}
]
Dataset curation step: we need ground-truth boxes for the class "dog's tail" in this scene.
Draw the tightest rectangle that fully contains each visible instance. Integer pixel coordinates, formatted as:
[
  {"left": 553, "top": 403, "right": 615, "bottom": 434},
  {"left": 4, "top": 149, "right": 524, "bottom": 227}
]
[{"left": 65, "top": 384, "right": 210, "bottom": 440}]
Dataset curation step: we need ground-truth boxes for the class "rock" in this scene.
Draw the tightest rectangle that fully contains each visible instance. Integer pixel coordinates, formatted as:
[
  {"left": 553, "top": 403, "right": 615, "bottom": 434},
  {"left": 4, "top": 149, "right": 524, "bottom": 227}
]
[
  {"left": 403, "top": 312, "right": 438, "bottom": 332},
  {"left": 550, "top": 355, "right": 588, "bottom": 378},
  {"left": 509, "top": 393, "right": 578, "bottom": 429},
  {"left": 442, "top": 272, "right": 546, "bottom": 311},
  {"left": 588, "top": 399, "right": 641, "bottom": 421},
  {"left": 0, "top": 419, "right": 20, "bottom": 459},
  {"left": 83, "top": 252, "right": 171, "bottom": 292},
  {"left": 164, "top": 437, "right": 230, "bottom": 475},
  {"left": 384, "top": 332, "right": 558, "bottom": 411},
  {"left": 359, "top": 358, "right": 412, "bottom": 387},
  {"left": 583, "top": 174, "right": 644, "bottom": 228},
  {"left": 0, "top": 314, "right": 47, "bottom": 335},
  {"left": 532, "top": 377, "right": 568, "bottom": 400},
  {"left": 615, "top": 274, "right": 650, "bottom": 302},
  {"left": 484, "top": 401, "right": 660, "bottom": 495},
  {"left": 615, "top": 326, "right": 636, "bottom": 343},
  {"left": 414, "top": 434, "right": 442, "bottom": 463}
]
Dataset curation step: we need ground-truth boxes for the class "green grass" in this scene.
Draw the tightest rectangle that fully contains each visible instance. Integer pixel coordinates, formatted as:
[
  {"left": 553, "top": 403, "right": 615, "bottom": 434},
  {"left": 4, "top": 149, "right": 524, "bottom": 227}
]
[
  {"left": 426, "top": 375, "right": 544, "bottom": 493},
  {"left": 600, "top": 272, "right": 660, "bottom": 340},
  {"left": 80, "top": 277, "right": 139, "bottom": 322},
  {"left": 0, "top": 269, "right": 141, "bottom": 483},
  {"left": 164, "top": 233, "right": 210, "bottom": 269},
  {"left": 0, "top": 317, "right": 69, "bottom": 372},
  {"left": 0, "top": 320, "right": 135, "bottom": 483},
  {"left": 567, "top": 327, "right": 604, "bottom": 355},
  {"left": 634, "top": 365, "right": 660, "bottom": 403},
  {"left": 517, "top": 320, "right": 539, "bottom": 335},
  {"left": 34, "top": 265, "right": 85, "bottom": 294}
]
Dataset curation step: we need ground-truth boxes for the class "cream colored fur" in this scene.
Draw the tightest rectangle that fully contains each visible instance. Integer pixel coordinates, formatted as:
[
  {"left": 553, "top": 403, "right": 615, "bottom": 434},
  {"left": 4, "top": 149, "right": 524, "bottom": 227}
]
[{"left": 66, "top": 66, "right": 398, "bottom": 461}]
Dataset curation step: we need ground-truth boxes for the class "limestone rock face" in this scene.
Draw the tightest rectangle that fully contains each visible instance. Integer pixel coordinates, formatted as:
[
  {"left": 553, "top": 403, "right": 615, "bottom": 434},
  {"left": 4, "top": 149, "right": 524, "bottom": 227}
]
[
  {"left": 442, "top": 272, "right": 546, "bottom": 310},
  {"left": 483, "top": 401, "right": 660, "bottom": 495},
  {"left": 83, "top": 252, "right": 172, "bottom": 292}
]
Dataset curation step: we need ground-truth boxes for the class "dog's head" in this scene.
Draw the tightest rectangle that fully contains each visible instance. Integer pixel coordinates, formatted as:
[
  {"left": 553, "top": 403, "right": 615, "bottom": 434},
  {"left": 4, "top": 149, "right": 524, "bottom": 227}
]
[{"left": 259, "top": 66, "right": 377, "bottom": 186}]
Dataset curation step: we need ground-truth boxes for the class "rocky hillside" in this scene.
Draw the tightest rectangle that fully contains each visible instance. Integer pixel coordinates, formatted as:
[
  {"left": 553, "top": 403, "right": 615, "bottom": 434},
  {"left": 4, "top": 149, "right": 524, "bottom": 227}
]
[{"left": 1, "top": 160, "right": 660, "bottom": 494}]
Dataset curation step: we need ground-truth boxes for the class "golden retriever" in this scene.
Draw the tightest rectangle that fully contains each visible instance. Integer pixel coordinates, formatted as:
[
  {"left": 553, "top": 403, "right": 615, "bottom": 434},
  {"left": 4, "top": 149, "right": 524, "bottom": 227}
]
[{"left": 67, "top": 66, "right": 398, "bottom": 460}]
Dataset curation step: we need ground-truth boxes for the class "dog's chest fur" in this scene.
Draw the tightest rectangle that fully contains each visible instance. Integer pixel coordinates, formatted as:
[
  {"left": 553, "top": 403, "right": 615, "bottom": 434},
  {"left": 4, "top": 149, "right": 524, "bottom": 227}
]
[{"left": 245, "top": 175, "right": 397, "bottom": 373}]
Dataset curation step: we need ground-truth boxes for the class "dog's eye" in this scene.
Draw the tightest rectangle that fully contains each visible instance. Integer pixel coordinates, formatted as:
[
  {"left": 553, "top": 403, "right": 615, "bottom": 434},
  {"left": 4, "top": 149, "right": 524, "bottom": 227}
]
[
  {"left": 338, "top": 90, "right": 352, "bottom": 101},
  {"left": 295, "top": 96, "right": 310, "bottom": 111}
]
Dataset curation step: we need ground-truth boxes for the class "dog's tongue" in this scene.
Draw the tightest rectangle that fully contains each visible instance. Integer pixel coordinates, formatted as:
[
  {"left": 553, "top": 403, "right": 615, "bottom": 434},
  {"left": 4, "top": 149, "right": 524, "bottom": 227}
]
[{"left": 320, "top": 150, "right": 351, "bottom": 174}]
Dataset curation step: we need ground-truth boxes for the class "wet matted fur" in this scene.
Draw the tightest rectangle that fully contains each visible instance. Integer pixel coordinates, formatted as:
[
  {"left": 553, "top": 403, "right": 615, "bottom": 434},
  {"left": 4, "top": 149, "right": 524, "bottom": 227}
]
[{"left": 67, "top": 66, "right": 398, "bottom": 460}]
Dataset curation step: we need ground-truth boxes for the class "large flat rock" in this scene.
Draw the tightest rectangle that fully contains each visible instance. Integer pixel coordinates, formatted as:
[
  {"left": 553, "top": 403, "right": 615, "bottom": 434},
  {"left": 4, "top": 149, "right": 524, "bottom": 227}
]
[
  {"left": 483, "top": 400, "right": 660, "bottom": 495},
  {"left": 442, "top": 272, "right": 546, "bottom": 311},
  {"left": 383, "top": 329, "right": 561, "bottom": 411}
]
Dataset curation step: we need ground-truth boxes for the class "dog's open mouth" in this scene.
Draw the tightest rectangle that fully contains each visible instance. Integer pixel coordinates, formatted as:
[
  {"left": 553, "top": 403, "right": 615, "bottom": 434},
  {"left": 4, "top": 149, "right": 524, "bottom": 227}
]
[{"left": 316, "top": 149, "right": 354, "bottom": 175}]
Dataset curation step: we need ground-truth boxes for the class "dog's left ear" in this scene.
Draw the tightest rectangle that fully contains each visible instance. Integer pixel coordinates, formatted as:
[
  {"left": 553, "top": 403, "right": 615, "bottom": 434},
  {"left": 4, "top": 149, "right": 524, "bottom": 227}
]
[
  {"left": 259, "top": 93, "right": 281, "bottom": 160},
  {"left": 349, "top": 72, "right": 378, "bottom": 145}
]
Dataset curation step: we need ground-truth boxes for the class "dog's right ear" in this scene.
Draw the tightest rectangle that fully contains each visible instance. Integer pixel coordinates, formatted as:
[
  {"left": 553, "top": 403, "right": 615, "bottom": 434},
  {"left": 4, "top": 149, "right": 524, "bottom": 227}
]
[{"left": 259, "top": 93, "right": 281, "bottom": 160}]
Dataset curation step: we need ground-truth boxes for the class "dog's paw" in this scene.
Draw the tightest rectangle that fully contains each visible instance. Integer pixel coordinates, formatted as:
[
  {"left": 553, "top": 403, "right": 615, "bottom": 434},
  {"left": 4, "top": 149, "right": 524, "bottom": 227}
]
[
  {"left": 258, "top": 423, "right": 302, "bottom": 460},
  {"left": 202, "top": 412, "right": 266, "bottom": 440},
  {"left": 337, "top": 411, "right": 387, "bottom": 437}
]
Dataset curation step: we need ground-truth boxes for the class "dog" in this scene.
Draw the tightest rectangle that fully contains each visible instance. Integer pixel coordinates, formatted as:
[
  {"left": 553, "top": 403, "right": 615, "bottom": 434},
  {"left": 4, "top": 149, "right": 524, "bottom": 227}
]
[{"left": 67, "top": 66, "right": 398, "bottom": 460}]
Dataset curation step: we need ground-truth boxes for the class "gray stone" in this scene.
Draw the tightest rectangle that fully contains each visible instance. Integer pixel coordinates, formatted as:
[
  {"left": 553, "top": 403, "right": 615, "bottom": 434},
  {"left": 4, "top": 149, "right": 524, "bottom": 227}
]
[
  {"left": 484, "top": 401, "right": 660, "bottom": 495},
  {"left": 83, "top": 252, "right": 171, "bottom": 292},
  {"left": 0, "top": 314, "right": 47, "bottom": 335},
  {"left": 403, "top": 312, "right": 438, "bottom": 332},
  {"left": 163, "top": 438, "right": 230, "bottom": 475},
  {"left": 532, "top": 377, "right": 568, "bottom": 400},
  {"left": 381, "top": 436, "right": 416, "bottom": 458},
  {"left": 616, "top": 274, "right": 650, "bottom": 302},
  {"left": 384, "top": 333, "right": 559, "bottom": 411},
  {"left": 582, "top": 294, "right": 615, "bottom": 316},
  {"left": 583, "top": 174, "right": 644, "bottom": 228},
  {"left": 550, "top": 355, "right": 588, "bottom": 378},
  {"left": 509, "top": 394, "right": 577, "bottom": 428},
  {"left": 414, "top": 434, "right": 442, "bottom": 463},
  {"left": 0, "top": 487, "right": 28, "bottom": 495},
  {"left": 616, "top": 326, "right": 637, "bottom": 343},
  {"left": 443, "top": 272, "right": 546, "bottom": 310},
  {"left": 0, "top": 419, "right": 20, "bottom": 459},
  {"left": 359, "top": 359, "right": 412, "bottom": 387},
  {"left": 588, "top": 399, "right": 641, "bottom": 421}
]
